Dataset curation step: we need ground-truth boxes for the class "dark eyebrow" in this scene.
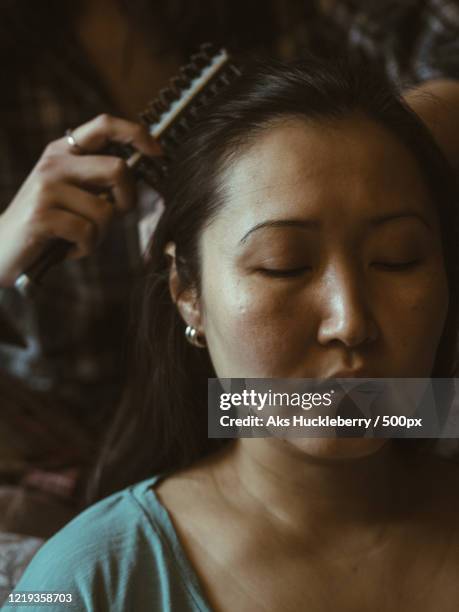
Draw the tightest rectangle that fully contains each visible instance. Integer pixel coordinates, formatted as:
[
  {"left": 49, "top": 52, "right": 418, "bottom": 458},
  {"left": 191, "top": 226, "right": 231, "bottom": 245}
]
[
  {"left": 239, "top": 219, "right": 320, "bottom": 244},
  {"left": 239, "top": 211, "right": 432, "bottom": 244},
  {"left": 368, "top": 212, "right": 432, "bottom": 230}
]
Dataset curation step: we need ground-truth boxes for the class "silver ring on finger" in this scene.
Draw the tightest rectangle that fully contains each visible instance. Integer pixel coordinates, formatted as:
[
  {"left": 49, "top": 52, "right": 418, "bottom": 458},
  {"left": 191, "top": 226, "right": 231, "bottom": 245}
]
[{"left": 65, "top": 128, "right": 85, "bottom": 154}]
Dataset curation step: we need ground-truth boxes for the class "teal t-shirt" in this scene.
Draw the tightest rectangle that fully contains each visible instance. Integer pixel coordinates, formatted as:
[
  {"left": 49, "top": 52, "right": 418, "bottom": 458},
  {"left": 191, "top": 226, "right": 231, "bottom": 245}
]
[{"left": 2, "top": 476, "right": 212, "bottom": 611}]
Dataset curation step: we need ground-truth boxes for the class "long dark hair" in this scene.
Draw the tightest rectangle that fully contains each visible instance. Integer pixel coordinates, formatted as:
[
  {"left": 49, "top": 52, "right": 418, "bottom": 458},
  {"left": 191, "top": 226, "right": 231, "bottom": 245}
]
[{"left": 88, "top": 57, "right": 459, "bottom": 503}]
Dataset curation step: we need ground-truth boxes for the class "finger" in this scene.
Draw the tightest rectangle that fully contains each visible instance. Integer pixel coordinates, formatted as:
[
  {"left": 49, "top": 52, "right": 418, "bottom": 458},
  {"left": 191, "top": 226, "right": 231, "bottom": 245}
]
[
  {"left": 37, "top": 154, "right": 137, "bottom": 212},
  {"left": 47, "top": 183, "right": 114, "bottom": 242},
  {"left": 71, "top": 114, "right": 161, "bottom": 156},
  {"left": 33, "top": 208, "right": 99, "bottom": 259}
]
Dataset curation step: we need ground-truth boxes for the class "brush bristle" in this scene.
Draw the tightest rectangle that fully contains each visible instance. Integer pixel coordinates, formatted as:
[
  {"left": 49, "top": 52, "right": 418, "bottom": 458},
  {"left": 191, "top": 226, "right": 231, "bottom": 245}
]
[{"left": 129, "top": 43, "right": 241, "bottom": 188}]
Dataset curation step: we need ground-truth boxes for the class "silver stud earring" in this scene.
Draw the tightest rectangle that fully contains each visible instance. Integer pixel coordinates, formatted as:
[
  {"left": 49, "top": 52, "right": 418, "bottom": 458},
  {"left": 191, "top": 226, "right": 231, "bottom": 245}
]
[{"left": 185, "top": 325, "right": 206, "bottom": 348}]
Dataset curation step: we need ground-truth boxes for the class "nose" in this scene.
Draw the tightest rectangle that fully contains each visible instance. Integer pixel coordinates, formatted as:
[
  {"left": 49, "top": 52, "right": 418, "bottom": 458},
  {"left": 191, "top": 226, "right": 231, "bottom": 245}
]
[{"left": 316, "top": 264, "right": 379, "bottom": 349}]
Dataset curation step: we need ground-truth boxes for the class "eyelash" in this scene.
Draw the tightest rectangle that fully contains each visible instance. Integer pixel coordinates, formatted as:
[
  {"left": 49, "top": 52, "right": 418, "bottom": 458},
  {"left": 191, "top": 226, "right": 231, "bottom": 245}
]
[
  {"left": 372, "top": 260, "right": 421, "bottom": 271},
  {"left": 257, "top": 267, "right": 310, "bottom": 278},
  {"left": 258, "top": 260, "right": 421, "bottom": 278}
]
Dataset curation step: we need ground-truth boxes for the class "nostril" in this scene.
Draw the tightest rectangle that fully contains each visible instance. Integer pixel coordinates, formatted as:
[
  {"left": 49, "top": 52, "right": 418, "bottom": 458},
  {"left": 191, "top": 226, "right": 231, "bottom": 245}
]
[{"left": 317, "top": 315, "right": 378, "bottom": 348}]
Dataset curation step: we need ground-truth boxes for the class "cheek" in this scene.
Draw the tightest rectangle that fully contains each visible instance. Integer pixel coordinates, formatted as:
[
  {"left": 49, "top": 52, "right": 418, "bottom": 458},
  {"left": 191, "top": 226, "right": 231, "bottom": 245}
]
[
  {"left": 201, "top": 272, "right": 311, "bottom": 377},
  {"left": 375, "top": 266, "right": 449, "bottom": 373}
]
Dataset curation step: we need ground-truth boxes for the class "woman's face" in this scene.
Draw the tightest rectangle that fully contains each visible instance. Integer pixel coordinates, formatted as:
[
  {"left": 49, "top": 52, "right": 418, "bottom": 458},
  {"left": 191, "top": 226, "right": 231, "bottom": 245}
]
[{"left": 184, "top": 116, "right": 449, "bottom": 459}]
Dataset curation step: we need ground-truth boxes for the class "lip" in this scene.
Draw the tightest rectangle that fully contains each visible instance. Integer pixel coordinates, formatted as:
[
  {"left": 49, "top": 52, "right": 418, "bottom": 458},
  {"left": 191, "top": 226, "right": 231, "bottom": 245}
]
[
  {"left": 316, "top": 370, "right": 374, "bottom": 393},
  {"left": 319, "top": 371, "right": 384, "bottom": 397}
]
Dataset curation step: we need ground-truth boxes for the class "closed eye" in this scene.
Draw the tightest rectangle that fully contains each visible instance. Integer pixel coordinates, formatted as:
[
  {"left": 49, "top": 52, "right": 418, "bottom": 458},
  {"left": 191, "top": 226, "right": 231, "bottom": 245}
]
[
  {"left": 372, "top": 260, "right": 421, "bottom": 271},
  {"left": 257, "top": 266, "right": 311, "bottom": 278}
]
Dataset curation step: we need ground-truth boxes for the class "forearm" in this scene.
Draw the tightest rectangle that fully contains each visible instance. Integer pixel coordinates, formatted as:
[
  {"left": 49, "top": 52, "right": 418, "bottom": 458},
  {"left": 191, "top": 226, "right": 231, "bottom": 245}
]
[{"left": 404, "top": 79, "right": 459, "bottom": 173}]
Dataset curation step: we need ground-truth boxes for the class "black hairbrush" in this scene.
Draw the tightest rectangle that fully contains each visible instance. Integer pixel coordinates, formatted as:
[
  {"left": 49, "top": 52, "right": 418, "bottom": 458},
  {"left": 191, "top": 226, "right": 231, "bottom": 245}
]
[{"left": 14, "top": 43, "right": 241, "bottom": 296}]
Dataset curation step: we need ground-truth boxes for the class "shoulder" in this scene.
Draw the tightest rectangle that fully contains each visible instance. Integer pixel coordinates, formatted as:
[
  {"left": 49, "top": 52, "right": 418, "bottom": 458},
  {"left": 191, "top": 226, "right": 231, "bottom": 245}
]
[{"left": 11, "top": 478, "right": 168, "bottom": 610}]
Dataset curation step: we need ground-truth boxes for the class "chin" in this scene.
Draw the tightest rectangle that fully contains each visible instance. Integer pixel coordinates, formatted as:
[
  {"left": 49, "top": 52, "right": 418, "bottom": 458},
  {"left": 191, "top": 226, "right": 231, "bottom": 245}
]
[{"left": 286, "top": 438, "right": 389, "bottom": 462}]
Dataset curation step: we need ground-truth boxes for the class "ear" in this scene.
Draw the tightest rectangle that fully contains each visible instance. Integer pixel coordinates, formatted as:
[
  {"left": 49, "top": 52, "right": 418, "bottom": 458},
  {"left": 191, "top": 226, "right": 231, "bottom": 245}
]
[{"left": 165, "top": 242, "right": 203, "bottom": 332}]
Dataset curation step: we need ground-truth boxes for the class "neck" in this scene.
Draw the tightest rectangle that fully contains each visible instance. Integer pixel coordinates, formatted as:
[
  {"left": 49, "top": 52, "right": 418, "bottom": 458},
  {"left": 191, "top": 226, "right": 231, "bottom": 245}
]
[{"left": 216, "top": 439, "right": 413, "bottom": 555}]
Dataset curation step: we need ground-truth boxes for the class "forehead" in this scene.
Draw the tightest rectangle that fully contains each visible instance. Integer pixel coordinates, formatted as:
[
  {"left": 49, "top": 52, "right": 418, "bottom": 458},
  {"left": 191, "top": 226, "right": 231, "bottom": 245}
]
[{"left": 215, "top": 116, "right": 436, "bottom": 233}]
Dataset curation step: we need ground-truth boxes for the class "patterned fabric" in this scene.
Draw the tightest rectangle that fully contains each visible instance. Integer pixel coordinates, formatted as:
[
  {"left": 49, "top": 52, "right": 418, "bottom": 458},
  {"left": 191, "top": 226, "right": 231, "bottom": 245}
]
[
  {"left": 0, "top": 533, "right": 43, "bottom": 607},
  {"left": 318, "top": 0, "right": 459, "bottom": 87}
]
